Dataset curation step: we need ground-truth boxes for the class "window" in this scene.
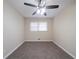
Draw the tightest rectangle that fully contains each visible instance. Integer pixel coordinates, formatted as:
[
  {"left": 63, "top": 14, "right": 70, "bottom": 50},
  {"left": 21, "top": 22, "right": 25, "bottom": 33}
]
[
  {"left": 30, "top": 22, "right": 47, "bottom": 31},
  {"left": 30, "top": 22, "right": 38, "bottom": 31},
  {"left": 39, "top": 22, "right": 47, "bottom": 31}
]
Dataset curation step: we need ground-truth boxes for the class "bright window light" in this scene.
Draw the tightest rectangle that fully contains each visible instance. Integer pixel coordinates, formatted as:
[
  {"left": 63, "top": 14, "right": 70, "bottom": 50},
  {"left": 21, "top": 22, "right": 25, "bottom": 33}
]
[
  {"left": 30, "top": 22, "right": 38, "bottom": 31},
  {"left": 30, "top": 22, "right": 47, "bottom": 31},
  {"left": 39, "top": 22, "right": 47, "bottom": 31}
]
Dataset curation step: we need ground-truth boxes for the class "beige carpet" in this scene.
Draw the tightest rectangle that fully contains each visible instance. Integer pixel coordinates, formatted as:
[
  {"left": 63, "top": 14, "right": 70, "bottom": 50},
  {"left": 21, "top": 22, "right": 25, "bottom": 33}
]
[{"left": 7, "top": 42, "right": 73, "bottom": 59}]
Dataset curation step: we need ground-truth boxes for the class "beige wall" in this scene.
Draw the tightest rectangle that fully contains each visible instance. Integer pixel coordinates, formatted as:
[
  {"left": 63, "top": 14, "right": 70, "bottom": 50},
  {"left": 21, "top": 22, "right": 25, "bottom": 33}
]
[
  {"left": 52, "top": 4, "right": 76, "bottom": 58},
  {"left": 24, "top": 18, "right": 53, "bottom": 41},
  {"left": 3, "top": 1, "right": 24, "bottom": 58}
]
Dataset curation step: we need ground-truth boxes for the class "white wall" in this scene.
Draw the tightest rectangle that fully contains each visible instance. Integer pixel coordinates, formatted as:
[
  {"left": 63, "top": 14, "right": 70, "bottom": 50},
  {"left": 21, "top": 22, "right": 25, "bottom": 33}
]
[
  {"left": 3, "top": 1, "right": 24, "bottom": 58},
  {"left": 52, "top": 3, "right": 76, "bottom": 58},
  {"left": 24, "top": 18, "right": 53, "bottom": 41},
  {"left": 3, "top": 0, "right": 76, "bottom": 59}
]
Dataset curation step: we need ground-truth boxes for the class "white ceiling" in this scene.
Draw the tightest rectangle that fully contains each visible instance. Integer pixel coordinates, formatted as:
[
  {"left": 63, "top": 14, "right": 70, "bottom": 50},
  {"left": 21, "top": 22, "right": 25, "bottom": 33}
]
[{"left": 6, "top": 0, "right": 75, "bottom": 18}]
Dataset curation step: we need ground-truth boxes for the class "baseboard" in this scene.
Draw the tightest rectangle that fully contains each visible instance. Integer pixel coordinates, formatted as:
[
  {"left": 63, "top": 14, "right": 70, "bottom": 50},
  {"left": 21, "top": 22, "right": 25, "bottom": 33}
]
[
  {"left": 24, "top": 40, "right": 53, "bottom": 42},
  {"left": 3, "top": 41, "right": 24, "bottom": 59},
  {"left": 51, "top": 41, "right": 75, "bottom": 59}
]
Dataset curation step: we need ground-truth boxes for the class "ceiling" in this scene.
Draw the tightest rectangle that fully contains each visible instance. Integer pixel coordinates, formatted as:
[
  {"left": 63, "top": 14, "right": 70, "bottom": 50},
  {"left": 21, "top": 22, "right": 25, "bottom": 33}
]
[{"left": 6, "top": 0, "right": 75, "bottom": 18}]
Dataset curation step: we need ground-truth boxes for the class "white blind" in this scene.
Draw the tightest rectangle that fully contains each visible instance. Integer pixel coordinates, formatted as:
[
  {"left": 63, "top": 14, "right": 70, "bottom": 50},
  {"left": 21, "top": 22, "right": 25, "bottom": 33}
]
[
  {"left": 30, "top": 22, "right": 47, "bottom": 31},
  {"left": 30, "top": 22, "right": 38, "bottom": 31},
  {"left": 39, "top": 22, "right": 47, "bottom": 31}
]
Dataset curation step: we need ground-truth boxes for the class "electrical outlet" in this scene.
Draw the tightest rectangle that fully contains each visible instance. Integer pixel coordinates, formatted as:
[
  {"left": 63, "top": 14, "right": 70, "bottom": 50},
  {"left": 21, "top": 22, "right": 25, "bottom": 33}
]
[{"left": 38, "top": 38, "right": 40, "bottom": 40}]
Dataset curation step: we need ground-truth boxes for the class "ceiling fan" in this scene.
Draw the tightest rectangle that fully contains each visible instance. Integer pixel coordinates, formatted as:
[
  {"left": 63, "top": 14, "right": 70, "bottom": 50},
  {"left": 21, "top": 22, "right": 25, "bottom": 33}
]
[{"left": 24, "top": 0, "right": 59, "bottom": 16}]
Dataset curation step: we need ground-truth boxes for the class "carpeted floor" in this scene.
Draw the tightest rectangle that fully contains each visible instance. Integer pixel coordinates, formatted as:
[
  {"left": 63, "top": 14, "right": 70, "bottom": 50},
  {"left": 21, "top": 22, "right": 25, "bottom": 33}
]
[{"left": 6, "top": 42, "right": 73, "bottom": 59}]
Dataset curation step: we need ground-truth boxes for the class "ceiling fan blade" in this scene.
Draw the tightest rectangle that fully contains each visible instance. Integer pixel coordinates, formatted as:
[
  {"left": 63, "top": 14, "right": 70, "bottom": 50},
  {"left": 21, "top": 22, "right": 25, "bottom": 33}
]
[
  {"left": 38, "top": 0, "right": 42, "bottom": 6},
  {"left": 24, "top": 3, "right": 37, "bottom": 7},
  {"left": 32, "top": 11, "right": 37, "bottom": 15},
  {"left": 39, "top": 0, "right": 42, "bottom": 3},
  {"left": 46, "top": 5, "right": 59, "bottom": 9}
]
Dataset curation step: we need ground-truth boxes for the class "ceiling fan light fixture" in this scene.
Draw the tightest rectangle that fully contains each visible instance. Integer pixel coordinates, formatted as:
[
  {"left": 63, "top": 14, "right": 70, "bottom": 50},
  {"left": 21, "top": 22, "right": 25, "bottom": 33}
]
[
  {"left": 36, "top": 8, "right": 46, "bottom": 15},
  {"left": 24, "top": 0, "right": 59, "bottom": 16},
  {"left": 40, "top": 8, "right": 46, "bottom": 15},
  {"left": 37, "top": 9, "right": 41, "bottom": 14}
]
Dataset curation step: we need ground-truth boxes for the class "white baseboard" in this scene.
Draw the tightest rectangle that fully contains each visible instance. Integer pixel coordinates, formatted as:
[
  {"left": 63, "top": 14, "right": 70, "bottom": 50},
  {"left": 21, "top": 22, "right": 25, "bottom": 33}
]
[
  {"left": 3, "top": 41, "right": 24, "bottom": 59},
  {"left": 24, "top": 40, "right": 53, "bottom": 42},
  {"left": 51, "top": 41, "right": 75, "bottom": 59}
]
